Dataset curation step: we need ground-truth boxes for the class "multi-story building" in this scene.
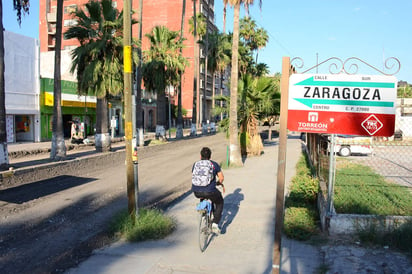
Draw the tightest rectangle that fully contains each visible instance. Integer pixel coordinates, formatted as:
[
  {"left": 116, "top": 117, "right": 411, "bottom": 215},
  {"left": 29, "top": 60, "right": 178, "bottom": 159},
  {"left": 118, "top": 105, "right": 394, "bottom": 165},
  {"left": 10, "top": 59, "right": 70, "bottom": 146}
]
[{"left": 39, "top": 0, "right": 220, "bottom": 131}]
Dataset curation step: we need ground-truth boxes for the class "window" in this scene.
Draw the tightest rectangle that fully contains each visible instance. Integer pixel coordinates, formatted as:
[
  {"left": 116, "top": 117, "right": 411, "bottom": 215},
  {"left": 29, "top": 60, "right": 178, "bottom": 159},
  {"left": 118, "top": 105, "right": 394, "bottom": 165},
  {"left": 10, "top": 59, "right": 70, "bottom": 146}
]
[
  {"left": 64, "top": 4, "right": 77, "bottom": 14},
  {"left": 64, "top": 19, "right": 78, "bottom": 27}
]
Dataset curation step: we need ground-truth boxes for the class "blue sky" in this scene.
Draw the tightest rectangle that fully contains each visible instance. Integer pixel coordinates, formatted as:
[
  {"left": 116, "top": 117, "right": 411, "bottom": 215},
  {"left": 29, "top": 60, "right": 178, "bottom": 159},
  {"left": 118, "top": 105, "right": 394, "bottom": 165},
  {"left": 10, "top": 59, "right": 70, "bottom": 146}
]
[
  {"left": 215, "top": 0, "right": 411, "bottom": 82},
  {"left": 3, "top": 0, "right": 411, "bottom": 83}
]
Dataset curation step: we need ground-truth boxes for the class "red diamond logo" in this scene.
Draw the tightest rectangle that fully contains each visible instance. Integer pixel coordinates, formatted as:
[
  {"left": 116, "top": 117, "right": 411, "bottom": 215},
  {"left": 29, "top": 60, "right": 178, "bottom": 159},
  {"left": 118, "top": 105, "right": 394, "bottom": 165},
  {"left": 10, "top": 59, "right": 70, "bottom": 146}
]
[{"left": 361, "top": 114, "right": 383, "bottom": 135}]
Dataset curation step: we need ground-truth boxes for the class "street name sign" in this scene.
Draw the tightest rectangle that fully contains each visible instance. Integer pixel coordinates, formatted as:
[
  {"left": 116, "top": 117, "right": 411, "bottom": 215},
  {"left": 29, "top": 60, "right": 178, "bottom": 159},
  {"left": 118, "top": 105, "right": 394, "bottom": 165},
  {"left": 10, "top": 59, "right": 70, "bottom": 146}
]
[{"left": 287, "top": 74, "right": 397, "bottom": 136}]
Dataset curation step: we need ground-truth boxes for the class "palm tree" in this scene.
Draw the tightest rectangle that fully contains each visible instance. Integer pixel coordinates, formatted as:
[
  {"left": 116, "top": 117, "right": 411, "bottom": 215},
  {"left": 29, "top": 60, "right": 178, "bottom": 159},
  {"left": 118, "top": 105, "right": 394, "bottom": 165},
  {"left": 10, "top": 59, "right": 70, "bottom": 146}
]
[
  {"left": 254, "top": 27, "right": 268, "bottom": 63},
  {"left": 189, "top": 13, "right": 206, "bottom": 130},
  {"left": 239, "top": 17, "right": 268, "bottom": 72},
  {"left": 239, "top": 16, "right": 257, "bottom": 46},
  {"left": 190, "top": 0, "right": 198, "bottom": 136},
  {"left": 142, "top": 26, "right": 187, "bottom": 140},
  {"left": 64, "top": 0, "right": 134, "bottom": 152},
  {"left": 0, "top": 1, "right": 30, "bottom": 168},
  {"left": 261, "top": 73, "right": 280, "bottom": 140},
  {"left": 255, "top": 62, "right": 269, "bottom": 77},
  {"left": 175, "top": 0, "right": 186, "bottom": 139},
  {"left": 238, "top": 73, "right": 276, "bottom": 155},
  {"left": 226, "top": 0, "right": 262, "bottom": 166},
  {"left": 50, "top": 0, "right": 66, "bottom": 160},
  {"left": 226, "top": 0, "right": 261, "bottom": 166},
  {"left": 205, "top": 31, "right": 231, "bottom": 120}
]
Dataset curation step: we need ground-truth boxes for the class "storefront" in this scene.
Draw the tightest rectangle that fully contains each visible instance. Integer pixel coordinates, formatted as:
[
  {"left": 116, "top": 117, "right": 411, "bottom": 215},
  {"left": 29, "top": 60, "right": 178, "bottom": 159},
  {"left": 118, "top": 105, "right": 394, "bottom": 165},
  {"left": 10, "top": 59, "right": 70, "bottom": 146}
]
[{"left": 40, "top": 78, "right": 97, "bottom": 141}]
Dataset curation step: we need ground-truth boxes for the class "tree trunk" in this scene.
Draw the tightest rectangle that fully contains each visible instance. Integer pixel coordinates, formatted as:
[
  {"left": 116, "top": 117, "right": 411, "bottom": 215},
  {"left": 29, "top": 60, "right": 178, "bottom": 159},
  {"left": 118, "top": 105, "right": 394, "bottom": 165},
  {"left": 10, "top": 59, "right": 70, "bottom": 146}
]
[
  {"left": 95, "top": 96, "right": 111, "bottom": 152},
  {"left": 0, "top": 3, "right": 9, "bottom": 169},
  {"left": 228, "top": 3, "right": 242, "bottom": 166},
  {"left": 156, "top": 90, "right": 166, "bottom": 139},
  {"left": 190, "top": 0, "right": 198, "bottom": 136},
  {"left": 202, "top": 5, "right": 209, "bottom": 135},
  {"left": 176, "top": 0, "right": 186, "bottom": 139},
  {"left": 50, "top": 0, "right": 66, "bottom": 161}
]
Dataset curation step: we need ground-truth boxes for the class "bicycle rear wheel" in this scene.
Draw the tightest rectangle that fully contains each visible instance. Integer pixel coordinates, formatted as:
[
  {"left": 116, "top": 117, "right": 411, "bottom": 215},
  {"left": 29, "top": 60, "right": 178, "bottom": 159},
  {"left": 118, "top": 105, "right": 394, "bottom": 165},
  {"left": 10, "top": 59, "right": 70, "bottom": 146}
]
[{"left": 198, "top": 213, "right": 210, "bottom": 252}]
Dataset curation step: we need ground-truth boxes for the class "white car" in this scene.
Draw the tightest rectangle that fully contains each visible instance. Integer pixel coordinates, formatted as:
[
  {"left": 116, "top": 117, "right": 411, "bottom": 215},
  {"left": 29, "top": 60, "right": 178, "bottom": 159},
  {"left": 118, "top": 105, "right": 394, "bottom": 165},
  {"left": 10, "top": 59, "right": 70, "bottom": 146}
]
[{"left": 333, "top": 135, "right": 373, "bottom": 157}]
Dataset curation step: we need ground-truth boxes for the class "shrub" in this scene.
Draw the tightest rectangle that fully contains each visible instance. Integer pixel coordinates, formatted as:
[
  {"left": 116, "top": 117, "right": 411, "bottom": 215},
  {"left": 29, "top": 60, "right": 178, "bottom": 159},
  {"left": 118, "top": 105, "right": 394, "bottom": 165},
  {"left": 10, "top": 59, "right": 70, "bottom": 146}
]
[
  {"left": 284, "top": 154, "right": 320, "bottom": 241},
  {"left": 284, "top": 207, "right": 319, "bottom": 241}
]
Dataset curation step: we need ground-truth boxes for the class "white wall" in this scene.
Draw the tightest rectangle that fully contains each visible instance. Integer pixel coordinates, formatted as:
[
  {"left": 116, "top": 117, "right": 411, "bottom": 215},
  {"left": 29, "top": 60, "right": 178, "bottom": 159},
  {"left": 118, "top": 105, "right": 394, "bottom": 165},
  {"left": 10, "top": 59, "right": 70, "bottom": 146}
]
[
  {"left": 40, "top": 49, "right": 76, "bottom": 82},
  {"left": 4, "top": 31, "right": 40, "bottom": 142}
]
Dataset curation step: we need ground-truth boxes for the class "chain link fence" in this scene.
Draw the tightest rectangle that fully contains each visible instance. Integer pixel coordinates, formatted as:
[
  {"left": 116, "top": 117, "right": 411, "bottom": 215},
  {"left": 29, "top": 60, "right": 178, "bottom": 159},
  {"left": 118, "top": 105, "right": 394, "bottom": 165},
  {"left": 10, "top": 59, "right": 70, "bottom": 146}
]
[{"left": 304, "top": 106, "right": 412, "bottom": 215}]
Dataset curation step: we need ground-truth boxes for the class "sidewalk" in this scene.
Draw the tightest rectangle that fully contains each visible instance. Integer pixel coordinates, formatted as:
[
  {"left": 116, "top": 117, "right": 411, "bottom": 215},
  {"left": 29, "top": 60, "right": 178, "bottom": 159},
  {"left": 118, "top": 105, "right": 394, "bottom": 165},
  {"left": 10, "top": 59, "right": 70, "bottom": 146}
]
[{"left": 64, "top": 135, "right": 323, "bottom": 274}]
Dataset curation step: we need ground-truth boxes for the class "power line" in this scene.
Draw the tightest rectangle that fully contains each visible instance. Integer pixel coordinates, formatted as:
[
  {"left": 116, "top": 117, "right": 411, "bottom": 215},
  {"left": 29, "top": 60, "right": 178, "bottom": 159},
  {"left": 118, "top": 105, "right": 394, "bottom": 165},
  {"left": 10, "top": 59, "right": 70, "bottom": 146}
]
[{"left": 254, "top": 18, "right": 293, "bottom": 56}]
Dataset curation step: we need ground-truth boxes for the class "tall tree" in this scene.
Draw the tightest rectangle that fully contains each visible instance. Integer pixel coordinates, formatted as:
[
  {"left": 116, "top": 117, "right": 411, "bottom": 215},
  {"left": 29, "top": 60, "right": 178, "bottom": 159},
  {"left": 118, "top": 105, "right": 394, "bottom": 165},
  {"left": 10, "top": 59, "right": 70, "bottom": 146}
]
[
  {"left": 189, "top": 12, "right": 206, "bottom": 130},
  {"left": 50, "top": 0, "right": 66, "bottom": 160},
  {"left": 204, "top": 31, "right": 231, "bottom": 119},
  {"left": 175, "top": 0, "right": 186, "bottom": 139},
  {"left": 239, "top": 16, "right": 268, "bottom": 71},
  {"left": 201, "top": 10, "right": 210, "bottom": 133},
  {"left": 64, "top": 0, "right": 135, "bottom": 152},
  {"left": 254, "top": 27, "right": 268, "bottom": 63},
  {"left": 0, "top": 0, "right": 30, "bottom": 168},
  {"left": 226, "top": 0, "right": 262, "bottom": 167},
  {"left": 190, "top": 0, "right": 198, "bottom": 135},
  {"left": 142, "top": 26, "right": 187, "bottom": 140}
]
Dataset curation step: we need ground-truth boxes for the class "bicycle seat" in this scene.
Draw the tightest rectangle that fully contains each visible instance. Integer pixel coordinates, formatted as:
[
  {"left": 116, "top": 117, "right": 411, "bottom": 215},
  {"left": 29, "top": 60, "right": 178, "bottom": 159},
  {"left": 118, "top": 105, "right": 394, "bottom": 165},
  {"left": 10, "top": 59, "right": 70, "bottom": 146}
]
[{"left": 196, "top": 200, "right": 212, "bottom": 213}]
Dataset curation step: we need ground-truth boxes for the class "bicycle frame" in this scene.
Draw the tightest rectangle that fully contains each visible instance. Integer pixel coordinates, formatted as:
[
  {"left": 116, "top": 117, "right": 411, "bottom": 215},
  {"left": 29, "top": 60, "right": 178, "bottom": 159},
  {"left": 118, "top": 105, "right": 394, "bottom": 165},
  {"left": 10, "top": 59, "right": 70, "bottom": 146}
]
[{"left": 197, "top": 199, "right": 214, "bottom": 252}]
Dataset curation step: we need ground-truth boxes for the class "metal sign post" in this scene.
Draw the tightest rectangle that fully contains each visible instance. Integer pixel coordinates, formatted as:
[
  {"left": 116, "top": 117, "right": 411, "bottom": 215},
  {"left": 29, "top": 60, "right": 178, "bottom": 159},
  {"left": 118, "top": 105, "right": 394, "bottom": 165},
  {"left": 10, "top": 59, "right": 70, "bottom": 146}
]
[{"left": 273, "top": 57, "right": 292, "bottom": 274}]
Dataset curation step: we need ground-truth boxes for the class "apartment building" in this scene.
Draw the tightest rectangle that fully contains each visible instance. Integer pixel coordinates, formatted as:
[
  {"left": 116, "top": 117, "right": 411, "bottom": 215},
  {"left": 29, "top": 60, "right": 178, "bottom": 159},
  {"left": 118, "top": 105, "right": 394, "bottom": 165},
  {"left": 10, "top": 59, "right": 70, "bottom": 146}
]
[{"left": 39, "top": 0, "right": 221, "bottom": 130}]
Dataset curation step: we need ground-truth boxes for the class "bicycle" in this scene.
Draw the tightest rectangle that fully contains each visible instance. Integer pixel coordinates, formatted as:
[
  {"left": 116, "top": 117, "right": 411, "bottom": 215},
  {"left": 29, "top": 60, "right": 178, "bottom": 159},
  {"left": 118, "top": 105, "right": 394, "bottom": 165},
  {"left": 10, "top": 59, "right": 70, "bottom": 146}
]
[
  {"left": 196, "top": 183, "right": 225, "bottom": 252},
  {"left": 196, "top": 198, "right": 214, "bottom": 252}
]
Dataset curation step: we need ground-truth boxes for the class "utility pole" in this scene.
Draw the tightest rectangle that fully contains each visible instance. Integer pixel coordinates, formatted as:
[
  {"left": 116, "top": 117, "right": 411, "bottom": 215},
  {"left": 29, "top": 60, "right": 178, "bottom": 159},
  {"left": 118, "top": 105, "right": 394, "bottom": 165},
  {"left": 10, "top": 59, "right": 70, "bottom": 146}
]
[
  {"left": 272, "top": 56, "right": 291, "bottom": 274},
  {"left": 123, "top": 0, "right": 136, "bottom": 216}
]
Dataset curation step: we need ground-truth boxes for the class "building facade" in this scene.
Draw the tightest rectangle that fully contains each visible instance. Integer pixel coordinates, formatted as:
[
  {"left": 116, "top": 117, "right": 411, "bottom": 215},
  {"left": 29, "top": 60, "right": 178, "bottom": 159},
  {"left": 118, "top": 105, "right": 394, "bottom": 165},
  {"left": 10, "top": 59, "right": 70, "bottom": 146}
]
[
  {"left": 40, "top": 78, "right": 97, "bottom": 141},
  {"left": 4, "top": 31, "right": 41, "bottom": 143},
  {"left": 39, "top": 0, "right": 219, "bottom": 129}
]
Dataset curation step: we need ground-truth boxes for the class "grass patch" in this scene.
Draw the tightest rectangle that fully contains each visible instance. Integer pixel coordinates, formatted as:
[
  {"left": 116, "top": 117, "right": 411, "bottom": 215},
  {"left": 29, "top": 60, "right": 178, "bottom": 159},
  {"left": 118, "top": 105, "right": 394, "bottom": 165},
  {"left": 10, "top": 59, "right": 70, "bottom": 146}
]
[
  {"left": 284, "top": 154, "right": 320, "bottom": 241},
  {"left": 110, "top": 208, "right": 176, "bottom": 242},
  {"left": 334, "top": 161, "right": 412, "bottom": 216},
  {"left": 146, "top": 138, "right": 168, "bottom": 146}
]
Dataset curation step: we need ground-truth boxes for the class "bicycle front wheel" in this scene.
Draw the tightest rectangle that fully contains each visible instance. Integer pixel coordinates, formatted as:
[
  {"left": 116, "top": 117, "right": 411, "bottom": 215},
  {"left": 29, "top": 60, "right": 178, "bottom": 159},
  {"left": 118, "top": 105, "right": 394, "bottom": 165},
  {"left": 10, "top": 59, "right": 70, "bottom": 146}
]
[{"left": 198, "top": 214, "right": 210, "bottom": 252}]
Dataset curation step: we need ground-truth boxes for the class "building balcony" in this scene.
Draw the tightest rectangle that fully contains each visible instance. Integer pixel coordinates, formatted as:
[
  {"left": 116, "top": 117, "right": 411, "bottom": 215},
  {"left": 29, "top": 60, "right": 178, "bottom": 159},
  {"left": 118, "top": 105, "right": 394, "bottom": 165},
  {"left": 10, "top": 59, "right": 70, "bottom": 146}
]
[
  {"left": 47, "top": 27, "right": 56, "bottom": 35},
  {"left": 47, "top": 12, "right": 57, "bottom": 23}
]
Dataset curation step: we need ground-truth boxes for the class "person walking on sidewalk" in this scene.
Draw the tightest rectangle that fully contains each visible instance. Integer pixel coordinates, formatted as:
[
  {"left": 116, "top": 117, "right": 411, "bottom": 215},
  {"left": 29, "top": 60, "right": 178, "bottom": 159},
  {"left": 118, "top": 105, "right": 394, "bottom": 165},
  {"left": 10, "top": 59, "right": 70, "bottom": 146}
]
[{"left": 192, "top": 147, "right": 225, "bottom": 234}]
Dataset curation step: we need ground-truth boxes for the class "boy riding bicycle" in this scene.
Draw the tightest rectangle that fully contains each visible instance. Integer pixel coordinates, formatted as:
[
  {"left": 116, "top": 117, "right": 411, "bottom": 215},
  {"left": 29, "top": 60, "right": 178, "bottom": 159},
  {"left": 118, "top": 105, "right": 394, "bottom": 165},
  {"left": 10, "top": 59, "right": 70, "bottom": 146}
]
[{"left": 192, "top": 147, "right": 225, "bottom": 234}]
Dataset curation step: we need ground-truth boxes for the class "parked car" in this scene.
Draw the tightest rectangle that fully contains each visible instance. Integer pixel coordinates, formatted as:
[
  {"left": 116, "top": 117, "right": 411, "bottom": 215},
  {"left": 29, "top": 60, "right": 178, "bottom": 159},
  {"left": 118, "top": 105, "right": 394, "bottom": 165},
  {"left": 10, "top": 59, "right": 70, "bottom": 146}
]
[{"left": 333, "top": 135, "right": 373, "bottom": 157}]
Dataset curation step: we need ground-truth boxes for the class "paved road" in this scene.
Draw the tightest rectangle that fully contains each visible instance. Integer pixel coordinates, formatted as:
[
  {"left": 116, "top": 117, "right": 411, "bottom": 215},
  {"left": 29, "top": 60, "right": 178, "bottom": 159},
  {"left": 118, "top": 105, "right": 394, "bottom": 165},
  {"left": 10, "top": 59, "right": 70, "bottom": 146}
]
[{"left": 0, "top": 133, "right": 228, "bottom": 274}]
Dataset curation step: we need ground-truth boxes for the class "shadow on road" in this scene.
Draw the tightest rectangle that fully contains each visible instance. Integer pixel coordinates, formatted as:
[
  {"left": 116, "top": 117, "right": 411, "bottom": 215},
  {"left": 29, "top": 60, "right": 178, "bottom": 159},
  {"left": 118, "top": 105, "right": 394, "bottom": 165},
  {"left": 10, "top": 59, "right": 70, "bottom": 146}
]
[{"left": 0, "top": 175, "right": 96, "bottom": 204}]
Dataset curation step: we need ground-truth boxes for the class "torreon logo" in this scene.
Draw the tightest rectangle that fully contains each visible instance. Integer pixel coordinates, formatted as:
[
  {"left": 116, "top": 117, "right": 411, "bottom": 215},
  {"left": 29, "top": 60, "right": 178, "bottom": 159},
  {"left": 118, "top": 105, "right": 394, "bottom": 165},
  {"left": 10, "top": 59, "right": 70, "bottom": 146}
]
[{"left": 297, "top": 112, "right": 328, "bottom": 132}]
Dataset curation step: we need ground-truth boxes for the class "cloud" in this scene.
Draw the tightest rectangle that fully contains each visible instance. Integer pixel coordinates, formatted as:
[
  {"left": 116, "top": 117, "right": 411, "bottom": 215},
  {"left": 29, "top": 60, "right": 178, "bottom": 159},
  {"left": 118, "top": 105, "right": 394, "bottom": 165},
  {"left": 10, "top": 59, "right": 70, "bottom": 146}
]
[
  {"left": 354, "top": 7, "right": 361, "bottom": 12},
  {"left": 328, "top": 36, "right": 337, "bottom": 41}
]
